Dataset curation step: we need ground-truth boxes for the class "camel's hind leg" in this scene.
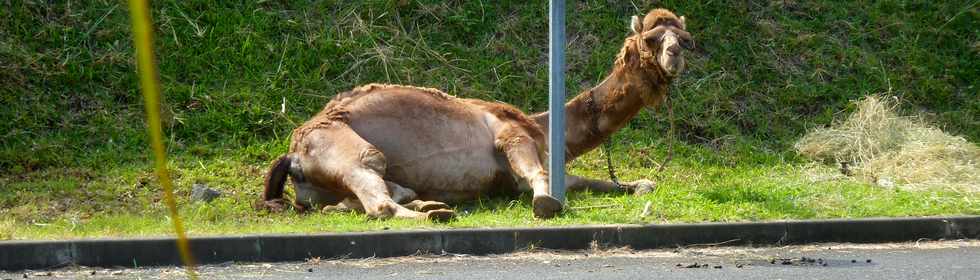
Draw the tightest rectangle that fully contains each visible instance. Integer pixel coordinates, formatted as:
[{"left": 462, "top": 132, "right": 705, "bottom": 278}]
[
  {"left": 293, "top": 181, "right": 343, "bottom": 212},
  {"left": 321, "top": 181, "right": 450, "bottom": 213},
  {"left": 302, "top": 126, "right": 453, "bottom": 221},
  {"left": 494, "top": 127, "right": 562, "bottom": 219},
  {"left": 322, "top": 199, "right": 449, "bottom": 214},
  {"left": 386, "top": 181, "right": 451, "bottom": 211}
]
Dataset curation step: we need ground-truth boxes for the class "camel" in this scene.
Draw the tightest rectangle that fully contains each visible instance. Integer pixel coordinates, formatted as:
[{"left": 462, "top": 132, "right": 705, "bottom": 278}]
[{"left": 257, "top": 8, "right": 694, "bottom": 220}]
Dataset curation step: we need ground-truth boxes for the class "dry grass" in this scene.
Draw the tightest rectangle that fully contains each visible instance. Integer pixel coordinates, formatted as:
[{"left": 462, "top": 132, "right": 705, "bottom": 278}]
[
  {"left": 796, "top": 95, "right": 980, "bottom": 192},
  {"left": 0, "top": 219, "right": 13, "bottom": 240}
]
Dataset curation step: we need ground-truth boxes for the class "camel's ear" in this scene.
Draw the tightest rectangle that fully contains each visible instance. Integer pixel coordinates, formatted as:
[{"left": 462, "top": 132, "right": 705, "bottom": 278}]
[
  {"left": 630, "top": 15, "right": 643, "bottom": 34},
  {"left": 679, "top": 16, "right": 687, "bottom": 30}
]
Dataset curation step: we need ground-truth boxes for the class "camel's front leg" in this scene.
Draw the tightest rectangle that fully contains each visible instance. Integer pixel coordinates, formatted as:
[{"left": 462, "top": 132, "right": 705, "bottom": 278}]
[
  {"left": 495, "top": 129, "right": 562, "bottom": 219},
  {"left": 566, "top": 175, "right": 655, "bottom": 196}
]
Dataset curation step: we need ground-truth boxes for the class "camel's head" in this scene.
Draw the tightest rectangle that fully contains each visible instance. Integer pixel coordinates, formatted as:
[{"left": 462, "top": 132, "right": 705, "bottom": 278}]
[{"left": 630, "top": 9, "right": 694, "bottom": 78}]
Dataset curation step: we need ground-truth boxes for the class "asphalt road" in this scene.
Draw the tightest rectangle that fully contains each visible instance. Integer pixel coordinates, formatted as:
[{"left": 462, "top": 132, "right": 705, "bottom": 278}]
[{"left": 5, "top": 240, "right": 979, "bottom": 280}]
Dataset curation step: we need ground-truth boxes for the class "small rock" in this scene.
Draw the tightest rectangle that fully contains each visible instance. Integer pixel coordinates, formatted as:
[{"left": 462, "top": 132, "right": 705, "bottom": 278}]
[
  {"left": 736, "top": 264, "right": 744, "bottom": 268},
  {"left": 866, "top": 259, "right": 872, "bottom": 263},
  {"left": 822, "top": 263, "right": 828, "bottom": 267},
  {"left": 876, "top": 177, "right": 895, "bottom": 188},
  {"left": 851, "top": 259, "right": 856, "bottom": 263},
  {"left": 713, "top": 265, "right": 722, "bottom": 269},
  {"left": 308, "top": 268, "right": 313, "bottom": 272},
  {"left": 191, "top": 183, "right": 221, "bottom": 203}
]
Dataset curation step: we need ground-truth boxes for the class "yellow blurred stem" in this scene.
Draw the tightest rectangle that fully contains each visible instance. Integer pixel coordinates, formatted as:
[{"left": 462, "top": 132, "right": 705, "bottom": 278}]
[{"left": 127, "top": 0, "right": 198, "bottom": 278}]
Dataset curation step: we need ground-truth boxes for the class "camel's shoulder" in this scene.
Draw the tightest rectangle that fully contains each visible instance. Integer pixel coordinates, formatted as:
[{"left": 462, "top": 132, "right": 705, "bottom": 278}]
[{"left": 460, "top": 98, "right": 544, "bottom": 140}]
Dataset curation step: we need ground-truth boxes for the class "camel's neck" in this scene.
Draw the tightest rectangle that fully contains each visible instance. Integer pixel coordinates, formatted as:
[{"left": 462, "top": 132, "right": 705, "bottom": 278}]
[{"left": 532, "top": 65, "right": 667, "bottom": 161}]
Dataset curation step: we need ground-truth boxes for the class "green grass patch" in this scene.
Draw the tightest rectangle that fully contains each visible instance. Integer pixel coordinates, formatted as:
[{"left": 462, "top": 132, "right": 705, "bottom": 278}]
[
  {"left": 1, "top": 1, "right": 978, "bottom": 240},
  {"left": 3, "top": 146, "right": 978, "bottom": 240}
]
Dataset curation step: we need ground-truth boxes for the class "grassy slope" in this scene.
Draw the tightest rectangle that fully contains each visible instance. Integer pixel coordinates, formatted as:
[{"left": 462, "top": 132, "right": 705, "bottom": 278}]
[{"left": 1, "top": 0, "right": 978, "bottom": 240}]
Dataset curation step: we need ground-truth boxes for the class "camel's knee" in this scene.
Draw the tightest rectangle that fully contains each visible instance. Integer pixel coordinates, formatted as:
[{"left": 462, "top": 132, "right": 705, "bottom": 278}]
[{"left": 359, "top": 148, "right": 387, "bottom": 174}]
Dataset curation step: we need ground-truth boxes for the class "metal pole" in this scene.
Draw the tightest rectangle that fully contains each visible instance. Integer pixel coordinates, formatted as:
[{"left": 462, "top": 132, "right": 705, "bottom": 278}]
[{"left": 548, "top": 0, "right": 566, "bottom": 202}]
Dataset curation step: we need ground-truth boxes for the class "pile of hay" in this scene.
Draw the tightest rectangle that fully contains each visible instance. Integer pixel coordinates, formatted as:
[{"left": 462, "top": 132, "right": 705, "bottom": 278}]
[{"left": 795, "top": 95, "right": 980, "bottom": 192}]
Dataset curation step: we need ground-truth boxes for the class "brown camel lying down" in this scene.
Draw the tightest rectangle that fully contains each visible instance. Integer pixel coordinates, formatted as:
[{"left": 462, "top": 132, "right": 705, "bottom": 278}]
[{"left": 258, "top": 9, "right": 694, "bottom": 220}]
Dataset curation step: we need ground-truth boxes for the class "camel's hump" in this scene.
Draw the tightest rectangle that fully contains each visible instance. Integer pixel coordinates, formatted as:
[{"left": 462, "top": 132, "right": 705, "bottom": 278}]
[{"left": 332, "top": 83, "right": 455, "bottom": 102}]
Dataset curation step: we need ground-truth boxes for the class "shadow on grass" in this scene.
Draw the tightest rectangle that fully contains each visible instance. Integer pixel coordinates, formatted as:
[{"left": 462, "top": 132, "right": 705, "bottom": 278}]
[{"left": 697, "top": 183, "right": 818, "bottom": 219}]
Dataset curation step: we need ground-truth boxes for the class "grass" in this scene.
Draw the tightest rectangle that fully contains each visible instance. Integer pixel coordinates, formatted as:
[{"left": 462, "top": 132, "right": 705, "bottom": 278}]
[
  {"left": 5, "top": 147, "right": 978, "bottom": 240},
  {"left": 1, "top": 0, "right": 978, "bottom": 240}
]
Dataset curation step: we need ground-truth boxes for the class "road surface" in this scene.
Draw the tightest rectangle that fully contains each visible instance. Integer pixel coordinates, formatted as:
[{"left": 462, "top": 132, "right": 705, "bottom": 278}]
[{"left": 5, "top": 240, "right": 979, "bottom": 279}]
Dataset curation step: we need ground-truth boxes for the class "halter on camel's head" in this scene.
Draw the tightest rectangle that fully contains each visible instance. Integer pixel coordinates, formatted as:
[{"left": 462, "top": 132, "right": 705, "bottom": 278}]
[
  {"left": 597, "top": 9, "right": 692, "bottom": 179},
  {"left": 628, "top": 9, "right": 695, "bottom": 81}
]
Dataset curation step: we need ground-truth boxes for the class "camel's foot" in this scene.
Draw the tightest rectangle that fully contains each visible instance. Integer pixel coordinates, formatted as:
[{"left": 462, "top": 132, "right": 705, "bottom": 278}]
[
  {"left": 625, "top": 179, "right": 656, "bottom": 196},
  {"left": 532, "top": 195, "right": 563, "bottom": 219},
  {"left": 321, "top": 203, "right": 355, "bottom": 213},
  {"left": 424, "top": 209, "right": 456, "bottom": 222},
  {"left": 404, "top": 200, "right": 451, "bottom": 212}
]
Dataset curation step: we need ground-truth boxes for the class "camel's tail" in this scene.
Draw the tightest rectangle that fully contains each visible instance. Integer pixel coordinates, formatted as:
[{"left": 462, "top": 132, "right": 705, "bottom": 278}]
[{"left": 256, "top": 155, "right": 293, "bottom": 211}]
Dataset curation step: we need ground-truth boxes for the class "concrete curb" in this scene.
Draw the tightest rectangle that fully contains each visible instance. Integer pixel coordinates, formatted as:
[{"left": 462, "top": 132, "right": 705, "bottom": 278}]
[{"left": 2, "top": 216, "right": 978, "bottom": 271}]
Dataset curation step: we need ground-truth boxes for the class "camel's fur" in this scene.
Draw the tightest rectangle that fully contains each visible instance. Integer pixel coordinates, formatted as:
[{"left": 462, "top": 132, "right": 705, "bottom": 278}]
[{"left": 257, "top": 9, "right": 694, "bottom": 220}]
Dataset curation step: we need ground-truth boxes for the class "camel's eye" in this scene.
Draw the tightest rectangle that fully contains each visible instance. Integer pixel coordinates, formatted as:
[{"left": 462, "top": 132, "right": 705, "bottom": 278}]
[
  {"left": 680, "top": 37, "right": 695, "bottom": 50},
  {"left": 643, "top": 36, "right": 664, "bottom": 52}
]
